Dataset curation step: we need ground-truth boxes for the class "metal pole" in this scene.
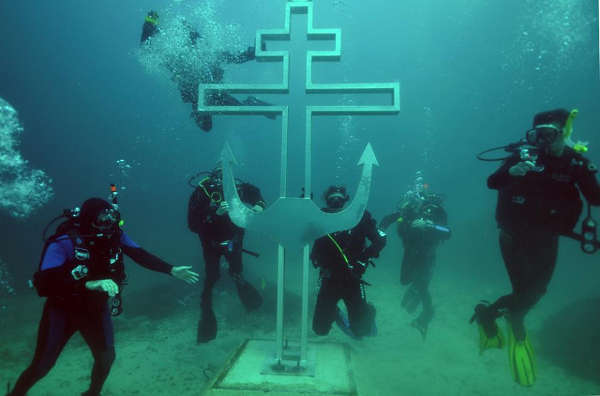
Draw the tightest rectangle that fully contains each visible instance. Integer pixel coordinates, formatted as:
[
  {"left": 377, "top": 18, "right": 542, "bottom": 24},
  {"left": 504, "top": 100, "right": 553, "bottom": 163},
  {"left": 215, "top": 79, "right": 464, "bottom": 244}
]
[
  {"left": 300, "top": 243, "right": 309, "bottom": 366},
  {"left": 276, "top": 244, "right": 285, "bottom": 364}
]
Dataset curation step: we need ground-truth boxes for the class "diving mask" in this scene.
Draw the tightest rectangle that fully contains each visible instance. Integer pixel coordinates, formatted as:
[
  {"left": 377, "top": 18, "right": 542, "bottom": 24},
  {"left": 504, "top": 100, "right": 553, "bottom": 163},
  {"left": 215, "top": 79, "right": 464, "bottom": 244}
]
[
  {"left": 326, "top": 191, "right": 348, "bottom": 209},
  {"left": 525, "top": 124, "right": 562, "bottom": 147},
  {"left": 92, "top": 208, "right": 120, "bottom": 233}
]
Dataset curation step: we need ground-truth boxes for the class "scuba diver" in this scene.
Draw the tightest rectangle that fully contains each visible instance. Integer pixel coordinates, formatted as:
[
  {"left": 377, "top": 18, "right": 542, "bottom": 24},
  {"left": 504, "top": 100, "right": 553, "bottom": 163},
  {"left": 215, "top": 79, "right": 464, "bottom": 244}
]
[
  {"left": 139, "top": 10, "right": 275, "bottom": 132},
  {"left": 7, "top": 195, "right": 199, "bottom": 396},
  {"left": 379, "top": 172, "right": 451, "bottom": 339},
  {"left": 471, "top": 108, "right": 600, "bottom": 387},
  {"left": 187, "top": 166, "right": 266, "bottom": 343},
  {"left": 311, "top": 186, "right": 387, "bottom": 339}
]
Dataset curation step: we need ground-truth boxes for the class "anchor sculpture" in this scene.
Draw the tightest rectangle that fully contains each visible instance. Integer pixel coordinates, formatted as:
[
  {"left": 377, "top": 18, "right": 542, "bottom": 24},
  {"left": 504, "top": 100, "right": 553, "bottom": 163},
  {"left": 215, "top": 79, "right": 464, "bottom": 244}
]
[
  {"left": 199, "top": 0, "right": 400, "bottom": 372},
  {"left": 222, "top": 141, "right": 379, "bottom": 249}
]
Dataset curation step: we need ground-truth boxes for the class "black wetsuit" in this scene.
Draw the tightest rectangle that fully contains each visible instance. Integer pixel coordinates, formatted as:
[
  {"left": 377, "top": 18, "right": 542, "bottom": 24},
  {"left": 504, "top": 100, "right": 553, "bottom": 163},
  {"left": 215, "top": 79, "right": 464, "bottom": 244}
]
[
  {"left": 487, "top": 147, "right": 600, "bottom": 340},
  {"left": 311, "top": 210, "right": 386, "bottom": 337},
  {"left": 139, "top": 18, "right": 262, "bottom": 132},
  {"left": 187, "top": 176, "right": 265, "bottom": 313},
  {"left": 9, "top": 229, "right": 173, "bottom": 396},
  {"left": 381, "top": 199, "right": 450, "bottom": 331},
  {"left": 140, "top": 19, "right": 159, "bottom": 44}
]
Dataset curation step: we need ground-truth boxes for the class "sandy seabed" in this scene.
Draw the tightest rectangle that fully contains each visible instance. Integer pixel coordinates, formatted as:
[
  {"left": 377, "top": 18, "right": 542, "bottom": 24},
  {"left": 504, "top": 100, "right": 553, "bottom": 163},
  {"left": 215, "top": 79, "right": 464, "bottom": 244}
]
[{"left": 1, "top": 264, "right": 598, "bottom": 396}]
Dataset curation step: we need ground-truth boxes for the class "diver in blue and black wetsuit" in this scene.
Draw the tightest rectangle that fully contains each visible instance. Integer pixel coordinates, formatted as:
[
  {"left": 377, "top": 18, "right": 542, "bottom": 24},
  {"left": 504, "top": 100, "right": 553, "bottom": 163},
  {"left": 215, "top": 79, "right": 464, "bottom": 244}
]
[{"left": 7, "top": 198, "right": 198, "bottom": 396}]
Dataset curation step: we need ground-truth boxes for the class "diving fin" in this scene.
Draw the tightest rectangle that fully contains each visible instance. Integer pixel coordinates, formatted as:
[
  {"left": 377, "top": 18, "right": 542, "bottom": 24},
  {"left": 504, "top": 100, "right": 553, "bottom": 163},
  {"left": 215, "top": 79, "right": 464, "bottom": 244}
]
[
  {"left": 401, "top": 286, "right": 421, "bottom": 314},
  {"left": 411, "top": 318, "right": 428, "bottom": 340},
  {"left": 507, "top": 323, "right": 536, "bottom": 387},
  {"left": 470, "top": 303, "right": 504, "bottom": 354},
  {"left": 236, "top": 280, "right": 263, "bottom": 312},
  {"left": 335, "top": 306, "right": 377, "bottom": 339},
  {"left": 197, "top": 308, "right": 217, "bottom": 344},
  {"left": 191, "top": 110, "right": 212, "bottom": 132},
  {"left": 335, "top": 307, "right": 359, "bottom": 339}
]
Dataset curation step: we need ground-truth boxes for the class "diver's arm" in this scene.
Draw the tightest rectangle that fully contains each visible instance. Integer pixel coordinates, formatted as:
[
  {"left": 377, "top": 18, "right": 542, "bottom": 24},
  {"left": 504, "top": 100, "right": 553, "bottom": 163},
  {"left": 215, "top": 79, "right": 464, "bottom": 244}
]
[
  {"left": 122, "top": 234, "right": 198, "bottom": 283},
  {"left": 241, "top": 183, "right": 266, "bottom": 209},
  {"left": 121, "top": 234, "right": 173, "bottom": 275},
  {"left": 577, "top": 160, "right": 600, "bottom": 205},
  {"left": 379, "top": 212, "right": 401, "bottom": 230},
  {"left": 361, "top": 213, "right": 387, "bottom": 260},
  {"left": 434, "top": 208, "right": 451, "bottom": 241},
  {"left": 33, "top": 239, "right": 87, "bottom": 296},
  {"left": 394, "top": 209, "right": 413, "bottom": 237},
  {"left": 188, "top": 187, "right": 209, "bottom": 233},
  {"left": 487, "top": 156, "right": 519, "bottom": 189},
  {"left": 310, "top": 239, "right": 324, "bottom": 268}
]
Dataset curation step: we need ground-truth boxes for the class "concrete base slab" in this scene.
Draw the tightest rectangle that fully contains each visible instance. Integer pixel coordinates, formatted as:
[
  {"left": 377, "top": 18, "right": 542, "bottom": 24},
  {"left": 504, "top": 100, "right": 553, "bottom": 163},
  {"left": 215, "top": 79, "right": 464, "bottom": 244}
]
[{"left": 202, "top": 339, "right": 357, "bottom": 396}]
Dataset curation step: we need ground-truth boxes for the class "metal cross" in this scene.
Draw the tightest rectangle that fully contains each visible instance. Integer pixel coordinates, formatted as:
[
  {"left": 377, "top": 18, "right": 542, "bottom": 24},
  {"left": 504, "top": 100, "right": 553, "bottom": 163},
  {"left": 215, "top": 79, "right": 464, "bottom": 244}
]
[{"left": 198, "top": 0, "right": 400, "bottom": 373}]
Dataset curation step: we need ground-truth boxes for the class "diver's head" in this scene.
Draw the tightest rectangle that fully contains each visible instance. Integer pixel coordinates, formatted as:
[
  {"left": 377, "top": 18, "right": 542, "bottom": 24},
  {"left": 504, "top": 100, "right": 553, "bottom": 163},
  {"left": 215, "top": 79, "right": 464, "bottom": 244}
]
[
  {"left": 209, "top": 163, "right": 223, "bottom": 183},
  {"left": 145, "top": 10, "right": 159, "bottom": 25},
  {"left": 323, "top": 186, "right": 349, "bottom": 210},
  {"left": 79, "top": 198, "right": 120, "bottom": 238},
  {"left": 527, "top": 109, "right": 571, "bottom": 155}
]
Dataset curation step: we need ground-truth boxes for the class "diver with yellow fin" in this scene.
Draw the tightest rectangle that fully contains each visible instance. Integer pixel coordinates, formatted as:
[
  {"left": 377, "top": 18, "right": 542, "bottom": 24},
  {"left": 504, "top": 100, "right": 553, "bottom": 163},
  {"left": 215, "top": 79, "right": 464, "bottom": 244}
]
[{"left": 472, "top": 108, "right": 600, "bottom": 386}]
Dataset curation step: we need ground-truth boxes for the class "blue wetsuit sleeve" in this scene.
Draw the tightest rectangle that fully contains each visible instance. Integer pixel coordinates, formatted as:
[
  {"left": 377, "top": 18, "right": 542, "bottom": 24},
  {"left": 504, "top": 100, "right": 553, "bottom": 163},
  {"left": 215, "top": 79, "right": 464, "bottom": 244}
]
[
  {"left": 120, "top": 232, "right": 140, "bottom": 249},
  {"left": 34, "top": 237, "right": 87, "bottom": 297},
  {"left": 40, "top": 237, "right": 73, "bottom": 271},
  {"left": 487, "top": 155, "right": 519, "bottom": 190}
]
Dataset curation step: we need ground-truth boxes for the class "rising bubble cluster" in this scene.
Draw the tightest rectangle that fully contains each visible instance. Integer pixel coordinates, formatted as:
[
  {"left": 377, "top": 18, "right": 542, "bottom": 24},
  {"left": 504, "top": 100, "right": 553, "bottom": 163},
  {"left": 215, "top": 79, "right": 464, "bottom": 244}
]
[
  {"left": 0, "top": 97, "right": 53, "bottom": 218},
  {"left": 137, "top": 0, "right": 245, "bottom": 87},
  {"left": 0, "top": 257, "right": 16, "bottom": 313},
  {"left": 512, "top": 0, "right": 595, "bottom": 75}
]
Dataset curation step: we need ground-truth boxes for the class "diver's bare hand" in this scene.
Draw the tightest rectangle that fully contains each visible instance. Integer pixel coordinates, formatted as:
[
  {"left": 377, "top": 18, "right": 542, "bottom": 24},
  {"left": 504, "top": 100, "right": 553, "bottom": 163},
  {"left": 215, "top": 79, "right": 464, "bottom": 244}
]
[
  {"left": 85, "top": 279, "right": 119, "bottom": 297},
  {"left": 411, "top": 218, "right": 431, "bottom": 229},
  {"left": 171, "top": 266, "right": 200, "bottom": 285},
  {"left": 216, "top": 201, "right": 230, "bottom": 216},
  {"left": 509, "top": 161, "right": 536, "bottom": 177}
]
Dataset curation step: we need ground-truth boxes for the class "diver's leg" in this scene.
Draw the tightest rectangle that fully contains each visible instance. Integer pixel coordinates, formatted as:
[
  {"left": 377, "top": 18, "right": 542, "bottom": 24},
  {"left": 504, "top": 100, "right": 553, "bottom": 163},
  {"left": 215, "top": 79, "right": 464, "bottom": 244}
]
[
  {"left": 499, "top": 229, "right": 558, "bottom": 340},
  {"left": 400, "top": 253, "right": 421, "bottom": 313},
  {"left": 179, "top": 77, "right": 200, "bottom": 104},
  {"left": 190, "top": 104, "right": 213, "bottom": 132},
  {"left": 344, "top": 281, "right": 375, "bottom": 338},
  {"left": 200, "top": 239, "right": 221, "bottom": 310},
  {"left": 242, "top": 96, "right": 276, "bottom": 119},
  {"left": 215, "top": 91, "right": 243, "bottom": 106},
  {"left": 198, "top": 238, "right": 221, "bottom": 343},
  {"left": 312, "top": 278, "right": 340, "bottom": 335},
  {"left": 412, "top": 255, "right": 435, "bottom": 338},
  {"left": 228, "top": 232, "right": 263, "bottom": 312},
  {"left": 79, "top": 305, "right": 115, "bottom": 396},
  {"left": 9, "top": 300, "right": 76, "bottom": 396}
]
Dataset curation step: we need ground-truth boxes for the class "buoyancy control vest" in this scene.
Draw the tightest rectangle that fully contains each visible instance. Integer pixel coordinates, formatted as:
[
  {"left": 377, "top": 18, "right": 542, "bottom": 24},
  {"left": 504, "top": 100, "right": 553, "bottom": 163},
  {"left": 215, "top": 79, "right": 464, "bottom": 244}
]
[{"left": 33, "top": 220, "right": 126, "bottom": 302}]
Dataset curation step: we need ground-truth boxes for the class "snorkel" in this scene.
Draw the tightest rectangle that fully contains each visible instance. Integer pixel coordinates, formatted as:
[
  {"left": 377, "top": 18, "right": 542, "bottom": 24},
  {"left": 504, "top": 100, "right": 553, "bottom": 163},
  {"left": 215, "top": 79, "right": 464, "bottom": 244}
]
[{"left": 563, "top": 109, "right": 588, "bottom": 154}]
